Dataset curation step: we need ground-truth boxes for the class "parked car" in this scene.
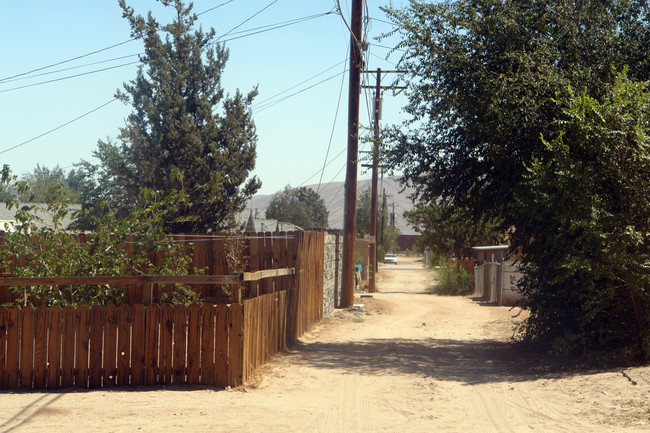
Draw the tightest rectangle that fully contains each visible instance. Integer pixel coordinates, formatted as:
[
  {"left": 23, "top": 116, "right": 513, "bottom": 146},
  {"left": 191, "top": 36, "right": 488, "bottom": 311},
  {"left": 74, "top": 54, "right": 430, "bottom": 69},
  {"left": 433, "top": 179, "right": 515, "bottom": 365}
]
[{"left": 384, "top": 254, "right": 398, "bottom": 264}]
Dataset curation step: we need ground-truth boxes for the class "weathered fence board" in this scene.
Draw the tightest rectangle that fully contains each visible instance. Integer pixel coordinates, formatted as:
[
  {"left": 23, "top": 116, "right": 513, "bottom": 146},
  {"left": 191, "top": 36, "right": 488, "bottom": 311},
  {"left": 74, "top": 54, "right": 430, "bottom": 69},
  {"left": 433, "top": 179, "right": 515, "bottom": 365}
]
[
  {"left": 89, "top": 306, "right": 104, "bottom": 388},
  {"left": 116, "top": 304, "right": 131, "bottom": 386},
  {"left": 131, "top": 304, "right": 146, "bottom": 386},
  {"left": 61, "top": 306, "right": 75, "bottom": 388},
  {"left": 34, "top": 306, "right": 48, "bottom": 389},
  {"left": 145, "top": 304, "right": 160, "bottom": 385},
  {"left": 6, "top": 306, "right": 20, "bottom": 388},
  {"left": 200, "top": 304, "right": 215, "bottom": 386},
  {"left": 228, "top": 303, "right": 243, "bottom": 387},
  {"left": 159, "top": 304, "right": 174, "bottom": 384},
  {"left": 187, "top": 304, "right": 201, "bottom": 384},
  {"left": 0, "top": 307, "right": 6, "bottom": 389},
  {"left": 20, "top": 306, "right": 34, "bottom": 389},
  {"left": 75, "top": 305, "right": 90, "bottom": 389},
  {"left": 47, "top": 306, "right": 62, "bottom": 389},
  {"left": 214, "top": 304, "right": 229, "bottom": 388},
  {"left": 103, "top": 305, "right": 118, "bottom": 387},
  {"left": 172, "top": 305, "right": 187, "bottom": 384}
]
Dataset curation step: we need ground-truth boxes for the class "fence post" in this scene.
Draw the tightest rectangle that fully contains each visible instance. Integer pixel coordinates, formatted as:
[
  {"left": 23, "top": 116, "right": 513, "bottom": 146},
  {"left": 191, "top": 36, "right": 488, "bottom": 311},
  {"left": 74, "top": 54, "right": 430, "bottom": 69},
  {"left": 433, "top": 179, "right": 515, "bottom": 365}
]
[{"left": 227, "top": 303, "right": 244, "bottom": 387}]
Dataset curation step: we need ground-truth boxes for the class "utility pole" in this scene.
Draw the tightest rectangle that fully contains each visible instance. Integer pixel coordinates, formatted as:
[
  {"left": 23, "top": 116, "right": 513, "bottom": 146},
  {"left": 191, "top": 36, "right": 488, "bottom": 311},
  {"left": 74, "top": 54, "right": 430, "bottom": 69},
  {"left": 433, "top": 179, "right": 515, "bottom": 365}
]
[
  {"left": 361, "top": 69, "right": 407, "bottom": 292},
  {"left": 381, "top": 188, "right": 387, "bottom": 246},
  {"left": 367, "top": 68, "right": 381, "bottom": 293},
  {"left": 341, "top": 0, "right": 364, "bottom": 308}
]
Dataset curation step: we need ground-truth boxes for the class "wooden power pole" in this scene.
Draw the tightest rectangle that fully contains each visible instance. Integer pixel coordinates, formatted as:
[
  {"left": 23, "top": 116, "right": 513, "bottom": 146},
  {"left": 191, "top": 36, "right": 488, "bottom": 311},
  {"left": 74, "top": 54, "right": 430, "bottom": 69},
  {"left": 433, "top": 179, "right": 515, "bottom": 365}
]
[
  {"left": 361, "top": 69, "right": 406, "bottom": 293},
  {"left": 368, "top": 68, "right": 381, "bottom": 293},
  {"left": 341, "top": 0, "right": 364, "bottom": 308}
]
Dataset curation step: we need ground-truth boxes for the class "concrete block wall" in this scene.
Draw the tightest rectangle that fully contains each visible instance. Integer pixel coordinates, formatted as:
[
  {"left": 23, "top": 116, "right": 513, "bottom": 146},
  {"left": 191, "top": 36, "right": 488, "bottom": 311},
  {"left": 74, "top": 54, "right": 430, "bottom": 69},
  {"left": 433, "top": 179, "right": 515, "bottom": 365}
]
[{"left": 323, "top": 231, "right": 343, "bottom": 316}]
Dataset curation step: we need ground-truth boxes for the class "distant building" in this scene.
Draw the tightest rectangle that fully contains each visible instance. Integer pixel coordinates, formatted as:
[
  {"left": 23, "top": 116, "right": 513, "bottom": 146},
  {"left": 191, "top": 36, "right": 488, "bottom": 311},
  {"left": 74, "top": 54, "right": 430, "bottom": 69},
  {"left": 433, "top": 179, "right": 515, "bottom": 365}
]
[
  {"left": 471, "top": 245, "right": 509, "bottom": 264},
  {"left": 0, "top": 203, "right": 81, "bottom": 232},
  {"left": 243, "top": 211, "right": 301, "bottom": 233}
]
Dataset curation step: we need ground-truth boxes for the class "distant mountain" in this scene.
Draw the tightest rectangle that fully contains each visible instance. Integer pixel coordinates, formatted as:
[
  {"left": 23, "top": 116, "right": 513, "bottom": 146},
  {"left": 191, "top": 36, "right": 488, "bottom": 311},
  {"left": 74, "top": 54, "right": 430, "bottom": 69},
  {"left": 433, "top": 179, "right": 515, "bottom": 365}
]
[{"left": 245, "top": 177, "right": 418, "bottom": 235}]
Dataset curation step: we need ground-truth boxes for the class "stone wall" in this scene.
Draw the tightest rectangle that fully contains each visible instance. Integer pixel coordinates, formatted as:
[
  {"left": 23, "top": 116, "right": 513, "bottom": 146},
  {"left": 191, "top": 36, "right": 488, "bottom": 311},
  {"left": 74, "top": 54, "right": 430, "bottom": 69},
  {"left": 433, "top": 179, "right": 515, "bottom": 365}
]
[{"left": 323, "top": 230, "right": 343, "bottom": 316}]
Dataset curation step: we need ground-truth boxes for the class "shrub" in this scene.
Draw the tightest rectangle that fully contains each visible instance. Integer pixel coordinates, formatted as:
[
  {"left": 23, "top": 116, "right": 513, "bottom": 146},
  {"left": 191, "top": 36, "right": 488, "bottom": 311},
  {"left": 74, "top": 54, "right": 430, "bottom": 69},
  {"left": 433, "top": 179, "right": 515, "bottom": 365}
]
[{"left": 430, "top": 260, "right": 474, "bottom": 296}]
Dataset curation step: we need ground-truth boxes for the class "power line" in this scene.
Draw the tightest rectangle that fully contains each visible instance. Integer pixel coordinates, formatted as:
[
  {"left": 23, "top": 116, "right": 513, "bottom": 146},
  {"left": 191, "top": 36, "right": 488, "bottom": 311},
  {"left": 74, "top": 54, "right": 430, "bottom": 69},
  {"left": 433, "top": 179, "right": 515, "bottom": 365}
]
[
  {"left": 0, "top": 39, "right": 136, "bottom": 83},
  {"left": 368, "top": 41, "right": 406, "bottom": 52},
  {"left": 216, "top": 0, "right": 278, "bottom": 41},
  {"left": 368, "top": 16, "right": 397, "bottom": 26},
  {"left": 0, "top": 54, "right": 141, "bottom": 85},
  {"left": 253, "top": 60, "right": 346, "bottom": 107},
  {"left": 0, "top": 98, "right": 119, "bottom": 156},
  {"left": 196, "top": 0, "right": 236, "bottom": 16},
  {"left": 0, "top": 61, "right": 139, "bottom": 94},
  {"left": 0, "top": 1, "right": 237, "bottom": 84},
  {"left": 317, "top": 46, "right": 349, "bottom": 194},
  {"left": 2, "top": 12, "right": 336, "bottom": 95},
  {"left": 253, "top": 69, "right": 348, "bottom": 113},
  {"left": 219, "top": 11, "right": 336, "bottom": 41}
]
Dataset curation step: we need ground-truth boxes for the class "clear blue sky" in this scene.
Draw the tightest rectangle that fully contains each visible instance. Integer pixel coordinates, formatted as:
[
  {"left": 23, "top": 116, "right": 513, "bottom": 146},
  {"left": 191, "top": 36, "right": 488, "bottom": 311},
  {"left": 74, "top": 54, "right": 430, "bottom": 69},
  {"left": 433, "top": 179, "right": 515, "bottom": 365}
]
[{"left": 0, "top": 0, "right": 408, "bottom": 196}]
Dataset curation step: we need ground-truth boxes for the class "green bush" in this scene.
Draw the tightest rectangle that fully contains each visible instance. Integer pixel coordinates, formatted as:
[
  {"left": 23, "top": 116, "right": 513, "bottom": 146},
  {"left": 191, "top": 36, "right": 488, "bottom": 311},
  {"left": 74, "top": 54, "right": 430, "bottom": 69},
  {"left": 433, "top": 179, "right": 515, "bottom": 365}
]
[{"left": 430, "top": 260, "right": 474, "bottom": 296}]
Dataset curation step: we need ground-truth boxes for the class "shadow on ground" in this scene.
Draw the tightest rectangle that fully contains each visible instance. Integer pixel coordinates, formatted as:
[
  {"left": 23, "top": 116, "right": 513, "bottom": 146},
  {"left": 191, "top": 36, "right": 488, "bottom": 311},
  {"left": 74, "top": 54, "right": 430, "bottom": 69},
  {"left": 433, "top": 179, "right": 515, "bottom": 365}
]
[{"left": 288, "top": 337, "right": 561, "bottom": 385}]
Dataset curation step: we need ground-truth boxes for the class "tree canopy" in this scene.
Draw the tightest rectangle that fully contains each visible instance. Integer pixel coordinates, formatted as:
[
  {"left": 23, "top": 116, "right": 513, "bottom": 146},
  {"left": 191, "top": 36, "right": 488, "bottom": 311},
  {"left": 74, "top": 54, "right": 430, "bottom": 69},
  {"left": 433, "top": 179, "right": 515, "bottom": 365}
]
[
  {"left": 383, "top": 0, "right": 650, "bottom": 363},
  {"left": 356, "top": 187, "right": 399, "bottom": 255},
  {"left": 265, "top": 186, "right": 328, "bottom": 230},
  {"left": 79, "top": 0, "right": 260, "bottom": 232},
  {"left": 0, "top": 164, "right": 198, "bottom": 306},
  {"left": 404, "top": 202, "right": 502, "bottom": 260}
]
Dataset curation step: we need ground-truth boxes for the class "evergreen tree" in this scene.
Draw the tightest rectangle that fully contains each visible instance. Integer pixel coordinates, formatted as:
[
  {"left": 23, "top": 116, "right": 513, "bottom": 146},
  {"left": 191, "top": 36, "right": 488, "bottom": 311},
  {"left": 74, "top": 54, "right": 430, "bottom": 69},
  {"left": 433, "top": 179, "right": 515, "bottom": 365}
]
[{"left": 85, "top": 0, "right": 260, "bottom": 232}]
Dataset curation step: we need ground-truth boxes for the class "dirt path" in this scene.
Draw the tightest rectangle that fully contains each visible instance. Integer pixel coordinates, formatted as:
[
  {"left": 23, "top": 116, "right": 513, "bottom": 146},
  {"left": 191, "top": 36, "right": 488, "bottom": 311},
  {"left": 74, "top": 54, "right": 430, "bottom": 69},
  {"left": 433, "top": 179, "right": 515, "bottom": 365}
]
[{"left": 1, "top": 256, "right": 649, "bottom": 432}]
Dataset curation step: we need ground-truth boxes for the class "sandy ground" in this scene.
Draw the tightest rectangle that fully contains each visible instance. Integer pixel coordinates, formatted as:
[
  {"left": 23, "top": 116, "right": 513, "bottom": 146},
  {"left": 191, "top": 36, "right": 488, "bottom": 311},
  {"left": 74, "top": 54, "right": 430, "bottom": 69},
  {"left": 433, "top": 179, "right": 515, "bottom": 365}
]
[{"left": 1, "top": 256, "right": 649, "bottom": 432}]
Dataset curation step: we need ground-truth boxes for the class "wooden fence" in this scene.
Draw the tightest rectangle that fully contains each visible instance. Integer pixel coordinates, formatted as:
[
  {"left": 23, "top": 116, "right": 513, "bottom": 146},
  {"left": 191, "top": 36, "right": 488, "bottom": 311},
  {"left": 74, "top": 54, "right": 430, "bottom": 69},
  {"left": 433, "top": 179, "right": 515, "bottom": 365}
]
[
  {"left": 0, "top": 231, "right": 325, "bottom": 390},
  {"left": 0, "top": 303, "right": 242, "bottom": 389},
  {"left": 0, "top": 231, "right": 299, "bottom": 306},
  {"left": 242, "top": 231, "right": 324, "bottom": 381}
]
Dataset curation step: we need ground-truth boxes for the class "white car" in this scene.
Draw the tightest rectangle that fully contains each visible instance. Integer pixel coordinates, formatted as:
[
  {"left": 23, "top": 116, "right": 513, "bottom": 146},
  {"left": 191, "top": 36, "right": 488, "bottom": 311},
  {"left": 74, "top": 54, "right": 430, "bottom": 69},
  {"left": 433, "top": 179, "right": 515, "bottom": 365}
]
[{"left": 384, "top": 254, "right": 398, "bottom": 264}]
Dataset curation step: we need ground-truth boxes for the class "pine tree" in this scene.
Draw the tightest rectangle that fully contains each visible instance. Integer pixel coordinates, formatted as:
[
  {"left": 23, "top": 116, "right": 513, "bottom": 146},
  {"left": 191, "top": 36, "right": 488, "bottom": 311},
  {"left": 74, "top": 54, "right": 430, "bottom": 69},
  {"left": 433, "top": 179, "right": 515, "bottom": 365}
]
[{"left": 88, "top": 0, "right": 261, "bottom": 232}]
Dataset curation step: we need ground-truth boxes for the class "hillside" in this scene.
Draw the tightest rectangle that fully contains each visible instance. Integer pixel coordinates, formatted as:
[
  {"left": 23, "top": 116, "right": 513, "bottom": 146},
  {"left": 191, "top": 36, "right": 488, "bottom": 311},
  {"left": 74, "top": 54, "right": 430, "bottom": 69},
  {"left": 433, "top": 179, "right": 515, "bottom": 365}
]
[{"left": 245, "top": 177, "right": 418, "bottom": 235}]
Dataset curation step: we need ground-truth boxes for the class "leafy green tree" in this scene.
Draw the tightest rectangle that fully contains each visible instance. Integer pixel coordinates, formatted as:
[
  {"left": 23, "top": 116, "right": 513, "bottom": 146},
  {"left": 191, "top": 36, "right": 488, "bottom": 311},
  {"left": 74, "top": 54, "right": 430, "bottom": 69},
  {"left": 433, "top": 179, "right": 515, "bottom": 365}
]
[
  {"left": 514, "top": 73, "right": 650, "bottom": 363},
  {"left": 405, "top": 202, "right": 502, "bottom": 260},
  {"left": 17, "top": 164, "right": 80, "bottom": 203},
  {"left": 0, "top": 184, "right": 17, "bottom": 202},
  {"left": 0, "top": 165, "right": 198, "bottom": 306},
  {"left": 265, "top": 186, "right": 328, "bottom": 230},
  {"left": 356, "top": 187, "right": 399, "bottom": 254},
  {"left": 382, "top": 0, "right": 650, "bottom": 363},
  {"left": 83, "top": 0, "right": 260, "bottom": 232}
]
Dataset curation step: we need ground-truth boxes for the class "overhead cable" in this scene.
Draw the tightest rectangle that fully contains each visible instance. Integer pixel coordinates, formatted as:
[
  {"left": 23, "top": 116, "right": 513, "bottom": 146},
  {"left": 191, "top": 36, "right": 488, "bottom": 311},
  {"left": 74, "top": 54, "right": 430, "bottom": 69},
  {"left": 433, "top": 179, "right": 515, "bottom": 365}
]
[
  {"left": 253, "top": 69, "right": 348, "bottom": 113},
  {"left": 253, "top": 60, "right": 346, "bottom": 109},
  {"left": 196, "top": 0, "right": 236, "bottom": 16},
  {"left": 0, "top": 39, "right": 136, "bottom": 83},
  {"left": 0, "top": 61, "right": 139, "bottom": 94},
  {"left": 216, "top": 0, "right": 278, "bottom": 41},
  {"left": 0, "top": 98, "right": 119, "bottom": 155},
  {"left": 0, "top": 54, "right": 141, "bottom": 85},
  {"left": 317, "top": 45, "right": 349, "bottom": 194}
]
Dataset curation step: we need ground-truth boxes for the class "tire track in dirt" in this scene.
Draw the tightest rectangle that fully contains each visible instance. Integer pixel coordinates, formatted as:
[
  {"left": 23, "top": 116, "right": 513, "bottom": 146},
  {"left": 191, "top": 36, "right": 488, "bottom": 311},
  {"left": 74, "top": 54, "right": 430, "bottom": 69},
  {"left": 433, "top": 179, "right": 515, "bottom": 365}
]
[{"left": 320, "top": 374, "right": 369, "bottom": 433}]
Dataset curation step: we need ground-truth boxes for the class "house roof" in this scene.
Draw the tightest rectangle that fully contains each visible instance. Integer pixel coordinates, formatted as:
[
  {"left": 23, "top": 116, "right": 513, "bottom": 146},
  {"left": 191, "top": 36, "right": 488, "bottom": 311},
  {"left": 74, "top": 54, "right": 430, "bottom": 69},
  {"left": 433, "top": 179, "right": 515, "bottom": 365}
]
[
  {"left": 472, "top": 245, "right": 509, "bottom": 251},
  {"left": 242, "top": 211, "right": 301, "bottom": 233},
  {"left": 0, "top": 203, "right": 81, "bottom": 231}
]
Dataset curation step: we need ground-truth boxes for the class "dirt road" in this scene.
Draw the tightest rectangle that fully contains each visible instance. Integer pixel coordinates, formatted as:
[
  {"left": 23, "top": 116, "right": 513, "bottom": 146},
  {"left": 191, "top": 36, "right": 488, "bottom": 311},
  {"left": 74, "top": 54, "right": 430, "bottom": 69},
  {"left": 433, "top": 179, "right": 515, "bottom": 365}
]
[{"left": 1, "top": 256, "right": 649, "bottom": 432}]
